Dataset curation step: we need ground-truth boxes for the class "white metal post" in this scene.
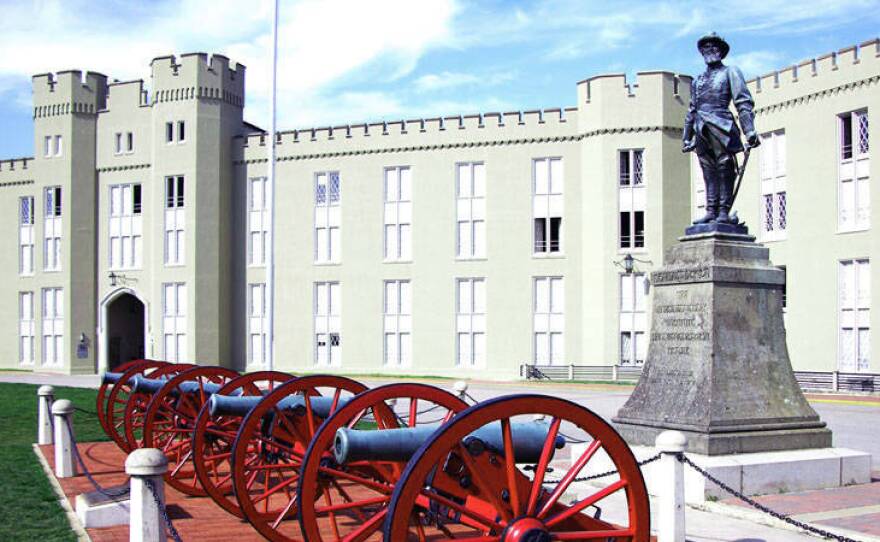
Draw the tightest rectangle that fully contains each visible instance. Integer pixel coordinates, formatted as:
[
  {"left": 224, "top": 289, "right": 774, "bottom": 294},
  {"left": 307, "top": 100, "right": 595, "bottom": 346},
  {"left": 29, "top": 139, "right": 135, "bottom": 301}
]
[
  {"left": 51, "top": 399, "right": 76, "bottom": 478},
  {"left": 37, "top": 385, "right": 55, "bottom": 445},
  {"left": 126, "top": 448, "right": 169, "bottom": 542},
  {"left": 265, "top": 0, "right": 279, "bottom": 372},
  {"left": 656, "top": 430, "right": 687, "bottom": 542}
]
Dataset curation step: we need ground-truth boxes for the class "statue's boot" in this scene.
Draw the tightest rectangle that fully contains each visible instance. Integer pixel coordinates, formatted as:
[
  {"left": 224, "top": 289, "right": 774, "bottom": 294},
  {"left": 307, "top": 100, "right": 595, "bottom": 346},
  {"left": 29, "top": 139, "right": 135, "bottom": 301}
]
[
  {"left": 716, "top": 155, "right": 736, "bottom": 224},
  {"left": 693, "top": 207, "right": 717, "bottom": 224}
]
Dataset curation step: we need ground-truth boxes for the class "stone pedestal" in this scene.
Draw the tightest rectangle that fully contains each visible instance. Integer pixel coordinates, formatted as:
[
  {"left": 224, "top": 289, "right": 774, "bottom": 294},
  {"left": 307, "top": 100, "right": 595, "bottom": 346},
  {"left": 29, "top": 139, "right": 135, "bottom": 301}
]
[{"left": 613, "top": 232, "right": 831, "bottom": 455}]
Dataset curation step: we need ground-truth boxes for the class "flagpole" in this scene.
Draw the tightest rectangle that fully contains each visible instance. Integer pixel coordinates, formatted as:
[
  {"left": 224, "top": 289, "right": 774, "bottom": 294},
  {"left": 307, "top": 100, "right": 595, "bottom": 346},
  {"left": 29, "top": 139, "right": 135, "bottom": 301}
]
[{"left": 266, "top": 0, "right": 279, "bottom": 372}]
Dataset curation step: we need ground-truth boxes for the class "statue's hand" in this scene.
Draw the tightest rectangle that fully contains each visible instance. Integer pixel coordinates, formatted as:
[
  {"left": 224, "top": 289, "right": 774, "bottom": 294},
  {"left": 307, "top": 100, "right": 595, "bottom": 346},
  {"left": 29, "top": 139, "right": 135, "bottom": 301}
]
[
  {"left": 747, "top": 133, "right": 761, "bottom": 148},
  {"left": 682, "top": 140, "right": 696, "bottom": 153}
]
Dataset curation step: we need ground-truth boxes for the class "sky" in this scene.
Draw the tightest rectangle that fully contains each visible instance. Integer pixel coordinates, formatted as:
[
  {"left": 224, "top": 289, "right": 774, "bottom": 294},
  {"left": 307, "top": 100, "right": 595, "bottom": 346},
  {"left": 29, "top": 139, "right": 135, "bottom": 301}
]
[{"left": 1, "top": 0, "right": 879, "bottom": 158}]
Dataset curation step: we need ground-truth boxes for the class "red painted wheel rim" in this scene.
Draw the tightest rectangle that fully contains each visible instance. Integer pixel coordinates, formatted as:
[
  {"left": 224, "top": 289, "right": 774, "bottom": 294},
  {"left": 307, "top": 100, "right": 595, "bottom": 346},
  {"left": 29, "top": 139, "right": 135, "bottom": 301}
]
[
  {"left": 297, "top": 383, "right": 468, "bottom": 542},
  {"left": 384, "top": 395, "right": 651, "bottom": 542},
  {"left": 192, "top": 370, "right": 295, "bottom": 517},
  {"left": 231, "top": 375, "right": 368, "bottom": 542},
  {"left": 122, "top": 363, "right": 194, "bottom": 451},
  {"left": 142, "top": 366, "right": 240, "bottom": 496},
  {"left": 105, "top": 361, "right": 169, "bottom": 452},
  {"left": 96, "top": 358, "right": 151, "bottom": 435}
]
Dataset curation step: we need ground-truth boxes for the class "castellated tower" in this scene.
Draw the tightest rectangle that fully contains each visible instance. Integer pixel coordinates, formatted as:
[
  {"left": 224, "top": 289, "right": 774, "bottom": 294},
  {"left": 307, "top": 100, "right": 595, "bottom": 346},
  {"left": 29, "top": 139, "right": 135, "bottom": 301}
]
[
  {"left": 29, "top": 70, "right": 108, "bottom": 373},
  {"left": 574, "top": 71, "right": 691, "bottom": 366}
]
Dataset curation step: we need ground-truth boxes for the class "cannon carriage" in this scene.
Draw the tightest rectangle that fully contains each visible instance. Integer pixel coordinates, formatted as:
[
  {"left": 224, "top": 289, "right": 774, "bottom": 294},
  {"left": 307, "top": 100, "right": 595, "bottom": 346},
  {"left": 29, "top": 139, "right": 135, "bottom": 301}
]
[{"left": 97, "top": 367, "right": 650, "bottom": 541}]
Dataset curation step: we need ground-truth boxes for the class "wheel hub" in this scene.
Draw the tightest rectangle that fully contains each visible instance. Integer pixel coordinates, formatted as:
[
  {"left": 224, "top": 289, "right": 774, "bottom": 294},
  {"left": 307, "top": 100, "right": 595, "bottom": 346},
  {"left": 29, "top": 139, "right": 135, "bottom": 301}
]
[{"left": 504, "top": 517, "right": 550, "bottom": 542}]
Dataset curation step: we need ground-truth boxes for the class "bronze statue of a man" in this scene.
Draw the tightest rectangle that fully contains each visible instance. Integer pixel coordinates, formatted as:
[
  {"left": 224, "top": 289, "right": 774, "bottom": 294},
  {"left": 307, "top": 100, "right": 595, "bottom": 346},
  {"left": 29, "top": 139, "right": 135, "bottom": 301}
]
[{"left": 683, "top": 33, "right": 759, "bottom": 225}]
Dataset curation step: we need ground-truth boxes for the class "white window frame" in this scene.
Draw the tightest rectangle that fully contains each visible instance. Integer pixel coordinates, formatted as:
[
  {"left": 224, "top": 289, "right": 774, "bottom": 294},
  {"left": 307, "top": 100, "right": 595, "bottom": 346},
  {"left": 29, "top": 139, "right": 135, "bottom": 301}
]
[
  {"left": 314, "top": 171, "right": 341, "bottom": 264},
  {"left": 247, "top": 283, "right": 267, "bottom": 367},
  {"left": 533, "top": 276, "right": 564, "bottom": 365},
  {"left": 44, "top": 136, "right": 52, "bottom": 157},
  {"left": 618, "top": 149, "right": 645, "bottom": 251},
  {"left": 456, "top": 162, "right": 486, "bottom": 259},
  {"left": 839, "top": 259, "right": 870, "bottom": 372},
  {"left": 19, "top": 291, "right": 35, "bottom": 366},
  {"left": 384, "top": 280, "right": 412, "bottom": 367},
  {"left": 533, "top": 157, "right": 564, "bottom": 255},
  {"left": 760, "top": 130, "right": 787, "bottom": 240},
  {"left": 41, "top": 287, "right": 63, "bottom": 367},
  {"left": 109, "top": 183, "right": 143, "bottom": 270},
  {"left": 456, "top": 278, "right": 486, "bottom": 368},
  {"left": 838, "top": 109, "right": 870, "bottom": 232},
  {"left": 44, "top": 187, "right": 62, "bottom": 272},
  {"left": 162, "top": 282, "right": 187, "bottom": 363},
  {"left": 19, "top": 196, "right": 34, "bottom": 276},
  {"left": 384, "top": 166, "right": 412, "bottom": 262},
  {"left": 177, "top": 121, "right": 186, "bottom": 143},
  {"left": 55, "top": 135, "right": 62, "bottom": 157},
  {"left": 164, "top": 176, "right": 185, "bottom": 266},
  {"left": 115, "top": 132, "right": 123, "bottom": 155},
  {"left": 619, "top": 273, "right": 647, "bottom": 366},
  {"left": 248, "top": 177, "right": 268, "bottom": 266},
  {"left": 314, "top": 282, "right": 341, "bottom": 367}
]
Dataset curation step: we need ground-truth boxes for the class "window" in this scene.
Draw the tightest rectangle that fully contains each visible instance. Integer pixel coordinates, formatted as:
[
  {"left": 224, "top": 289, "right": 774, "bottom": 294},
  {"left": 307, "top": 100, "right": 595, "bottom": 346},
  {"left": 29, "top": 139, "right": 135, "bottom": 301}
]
[
  {"left": 314, "top": 282, "right": 341, "bottom": 366},
  {"left": 248, "top": 283, "right": 267, "bottom": 367},
  {"left": 620, "top": 273, "right": 647, "bottom": 366},
  {"left": 109, "top": 184, "right": 143, "bottom": 269},
  {"left": 534, "top": 277, "right": 564, "bottom": 365},
  {"left": 19, "top": 292, "right": 35, "bottom": 365},
  {"left": 165, "top": 176, "right": 185, "bottom": 265},
  {"left": 177, "top": 121, "right": 186, "bottom": 142},
  {"left": 456, "top": 162, "right": 486, "bottom": 258},
  {"left": 456, "top": 278, "right": 486, "bottom": 368},
  {"left": 44, "top": 136, "right": 51, "bottom": 157},
  {"left": 314, "top": 172, "right": 341, "bottom": 263},
  {"left": 115, "top": 132, "right": 134, "bottom": 154},
  {"left": 166, "top": 122, "right": 174, "bottom": 143},
  {"left": 115, "top": 133, "right": 122, "bottom": 154},
  {"left": 44, "top": 187, "right": 62, "bottom": 271},
  {"left": 127, "top": 132, "right": 134, "bottom": 152},
  {"left": 248, "top": 177, "right": 268, "bottom": 266},
  {"left": 839, "top": 110, "right": 870, "bottom": 231},
  {"left": 759, "top": 130, "right": 787, "bottom": 240},
  {"left": 384, "top": 280, "right": 412, "bottom": 367},
  {"left": 43, "top": 135, "right": 61, "bottom": 157},
  {"left": 166, "top": 121, "right": 185, "bottom": 144},
  {"left": 55, "top": 135, "right": 62, "bottom": 156},
  {"left": 19, "top": 196, "right": 34, "bottom": 275},
  {"left": 41, "top": 287, "right": 63, "bottom": 367},
  {"left": 162, "top": 283, "right": 187, "bottom": 362},
  {"left": 533, "top": 158, "right": 563, "bottom": 254},
  {"left": 619, "top": 150, "right": 645, "bottom": 250},
  {"left": 384, "top": 167, "right": 412, "bottom": 261},
  {"left": 839, "top": 259, "right": 870, "bottom": 372}
]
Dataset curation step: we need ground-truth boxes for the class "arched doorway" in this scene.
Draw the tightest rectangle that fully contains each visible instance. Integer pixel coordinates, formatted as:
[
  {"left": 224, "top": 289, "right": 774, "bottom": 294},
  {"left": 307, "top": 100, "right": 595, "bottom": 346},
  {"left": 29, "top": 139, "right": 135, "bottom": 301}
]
[{"left": 105, "top": 292, "right": 145, "bottom": 370}]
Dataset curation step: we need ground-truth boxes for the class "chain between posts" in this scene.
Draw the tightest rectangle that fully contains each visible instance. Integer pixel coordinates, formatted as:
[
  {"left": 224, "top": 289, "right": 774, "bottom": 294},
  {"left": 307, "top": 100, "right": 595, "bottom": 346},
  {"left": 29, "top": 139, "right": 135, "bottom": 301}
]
[
  {"left": 144, "top": 477, "right": 183, "bottom": 542},
  {"left": 676, "top": 453, "right": 862, "bottom": 542},
  {"left": 63, "top": 417, "right": 130, "bottom": 498},
  {"left": 542, "top": 452, "right": 662, "bottom": 484}
]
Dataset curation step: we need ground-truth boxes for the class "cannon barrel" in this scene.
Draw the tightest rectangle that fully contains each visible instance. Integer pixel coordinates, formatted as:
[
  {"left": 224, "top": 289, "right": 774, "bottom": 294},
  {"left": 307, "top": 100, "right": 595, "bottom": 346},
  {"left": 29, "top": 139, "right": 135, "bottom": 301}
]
[
  {"left": 209, "top": 394, "right": 349, "bottom": 418},
  {"left": 335, "top": 421, "right": 565, "bottom": 464},
  {"left": 101, "top": 372, "right": 124, "bottom": 385},
  {"left": 130, "top": 375, "right": 224, "bottom": 396}
]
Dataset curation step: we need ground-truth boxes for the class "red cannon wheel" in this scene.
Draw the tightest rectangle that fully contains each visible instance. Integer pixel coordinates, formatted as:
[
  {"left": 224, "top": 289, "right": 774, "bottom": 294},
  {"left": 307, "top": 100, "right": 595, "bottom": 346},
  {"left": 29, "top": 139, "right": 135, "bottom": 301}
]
[
  {"left": 122, "top": 363, "right": 194, "bottom": 451},
  {"left": 192, "top": 370, "right": 295, "bottom": 517},
  {"left": 384, "top": 395, "right": 650, "bottom": 542},
  {"left": 106, "top": 361, "right": 174, "bottom": 451},
  {"left": 297, "top": 383, "right": 469, "bottom": 542},
  {"left": 231, "top": 375, "right": 368, "bottom": 542},
  {"left": 142, "top": 365, "right": 240, "bottom": 496},
  {"left": 96, "top": 359, "right": 155, "bottom": 436}
]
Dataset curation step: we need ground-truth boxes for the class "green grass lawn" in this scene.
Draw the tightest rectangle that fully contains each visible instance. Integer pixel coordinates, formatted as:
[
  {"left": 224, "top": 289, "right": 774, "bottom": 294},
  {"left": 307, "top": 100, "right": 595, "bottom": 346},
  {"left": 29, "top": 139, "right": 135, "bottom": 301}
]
[{"left": 0, "top": 383, "right": 108, "bottom": 541}]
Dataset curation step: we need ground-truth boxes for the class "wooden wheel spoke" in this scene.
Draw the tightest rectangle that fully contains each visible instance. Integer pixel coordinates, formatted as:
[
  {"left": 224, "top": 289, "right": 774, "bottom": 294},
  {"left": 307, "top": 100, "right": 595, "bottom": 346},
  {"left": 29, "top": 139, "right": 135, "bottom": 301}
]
[
  {"left": 537, "top": 439, "right": 601, "bottom": 518},
  {"left": 252, "top": 473, "right": 299, "bottom": 504},
  {"left": 342, "top": 508, "right": 387, "bottom": 542},
  {"left": 409, "top": 398, "right": 418, "bottom": 428},
  {"left": 269, "top": 494, "right": 298, "bottom": 530},
  {"left": 526, "top": 417, "right": 562, "bottom": 515},
  {"left": 169, "top": 449, "right": 193, "bottom": 477},
  {"left": 317, "top": 466, "right": 395, "bottom": 494},
  {"left": 501, "top": 418, "right": 521, "bottom": 516},
  {"left": 418, "top": 489, "right": 504, "bottom": 532},
  {"left": 545, "top": 479, "right": 627, "bottom": 529},
  {"left": 316, "top": 495, "right": 389, "bottom": 514}
]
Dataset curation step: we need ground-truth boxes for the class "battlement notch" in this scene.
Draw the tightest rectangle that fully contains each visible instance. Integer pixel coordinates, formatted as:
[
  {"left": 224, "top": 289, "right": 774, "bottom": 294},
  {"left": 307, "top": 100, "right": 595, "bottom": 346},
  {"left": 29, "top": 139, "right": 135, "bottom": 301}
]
[
  {"left": 150, "top": 52, "right": 246, "bottom": 107},
  {"left": 32, "top": 70, "right": 108, "bottom": 116}
]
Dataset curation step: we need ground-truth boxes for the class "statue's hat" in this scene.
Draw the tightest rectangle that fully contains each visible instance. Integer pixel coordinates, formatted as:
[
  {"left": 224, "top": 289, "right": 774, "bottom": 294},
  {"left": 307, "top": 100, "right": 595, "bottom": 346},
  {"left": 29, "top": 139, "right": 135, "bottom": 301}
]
[{"left": 697, "top": 32, "right": 730, "bottom": 59}]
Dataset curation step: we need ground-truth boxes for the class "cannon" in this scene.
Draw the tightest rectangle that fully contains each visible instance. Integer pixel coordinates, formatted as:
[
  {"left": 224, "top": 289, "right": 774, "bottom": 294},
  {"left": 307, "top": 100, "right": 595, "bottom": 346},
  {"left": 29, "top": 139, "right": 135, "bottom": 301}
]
[
  {"left": 229, "top": 375, "right": 367, "bottom": 540},
  {"left": 96, "top": 359, "right": 156, "bottom": 438},
  {"left": 191, "top": 370, "right": 295, "bottom": 518}
]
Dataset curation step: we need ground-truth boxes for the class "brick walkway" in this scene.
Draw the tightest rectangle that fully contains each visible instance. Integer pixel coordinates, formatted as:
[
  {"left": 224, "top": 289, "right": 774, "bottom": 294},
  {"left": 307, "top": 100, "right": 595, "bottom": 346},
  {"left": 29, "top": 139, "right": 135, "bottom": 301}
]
[{"left": 722, "top": 470, "right": 880, "bottom": 538}]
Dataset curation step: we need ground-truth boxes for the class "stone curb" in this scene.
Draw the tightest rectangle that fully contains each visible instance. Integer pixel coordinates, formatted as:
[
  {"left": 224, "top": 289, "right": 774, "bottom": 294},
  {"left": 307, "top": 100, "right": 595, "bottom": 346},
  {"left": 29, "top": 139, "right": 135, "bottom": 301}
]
[
  {"left": 31, "top": 443, "right": 92, "bottom": 542},
  {"left": 693, "top": 499, "right": 880, "bottom": 542}
]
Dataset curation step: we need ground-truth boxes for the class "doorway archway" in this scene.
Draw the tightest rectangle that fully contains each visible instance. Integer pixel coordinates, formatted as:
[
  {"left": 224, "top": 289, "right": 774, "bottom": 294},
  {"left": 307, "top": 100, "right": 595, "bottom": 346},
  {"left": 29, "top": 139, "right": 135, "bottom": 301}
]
[{"left": 99, "top": 288, "right": 148, "bottom": 373}]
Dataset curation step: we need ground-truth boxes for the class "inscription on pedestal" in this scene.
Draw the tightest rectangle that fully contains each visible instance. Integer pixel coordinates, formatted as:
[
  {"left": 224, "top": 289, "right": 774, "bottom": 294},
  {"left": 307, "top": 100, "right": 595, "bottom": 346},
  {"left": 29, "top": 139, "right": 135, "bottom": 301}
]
[{"left": 652, "top": 300, "right": 709, "bottom": 356}]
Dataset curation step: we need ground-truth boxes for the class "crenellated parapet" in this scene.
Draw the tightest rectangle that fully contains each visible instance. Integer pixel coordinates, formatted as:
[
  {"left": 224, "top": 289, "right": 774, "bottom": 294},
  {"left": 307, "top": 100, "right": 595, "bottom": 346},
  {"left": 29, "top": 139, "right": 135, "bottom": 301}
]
[
  {"left": 0, "top": 157, "right": 32, "bottom": 172},
  {"left": 236, "top": 107, "right": 581, "bottom": 164},
  {"left": 576, "top": 71, "right": 691, "bottom": 130},
  {"left": 104, "top": 79, "right": 150, "bottom": 112},
  {"left": 32, "top": 70, "right": 108, "bottom": 118},
  {"left": 750, "top": 38, "right": 880, "bottom": 115},
  {"left": 150, "top": 53, "right": 245, "bottom": 108}
]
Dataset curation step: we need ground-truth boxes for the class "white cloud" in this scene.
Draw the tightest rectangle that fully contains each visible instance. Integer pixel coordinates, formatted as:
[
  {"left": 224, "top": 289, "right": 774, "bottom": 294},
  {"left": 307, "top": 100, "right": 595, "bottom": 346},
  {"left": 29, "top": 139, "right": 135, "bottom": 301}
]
[
  {"left": 726, "top": 51, "right": 785, "bottom": 79},
  {"left": 413, "top": 71, "right": 514, "bottom": 93}
]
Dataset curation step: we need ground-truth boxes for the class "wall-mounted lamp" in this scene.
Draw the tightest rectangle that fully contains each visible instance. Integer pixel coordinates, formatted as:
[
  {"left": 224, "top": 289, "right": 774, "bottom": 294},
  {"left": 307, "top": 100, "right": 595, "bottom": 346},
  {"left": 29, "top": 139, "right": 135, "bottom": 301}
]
[
  {"left": 109, "top": 271, "right": 129, "bottom": 287},
  {"left": 615, "top": 254, "right": 654, "bottom": 294}
]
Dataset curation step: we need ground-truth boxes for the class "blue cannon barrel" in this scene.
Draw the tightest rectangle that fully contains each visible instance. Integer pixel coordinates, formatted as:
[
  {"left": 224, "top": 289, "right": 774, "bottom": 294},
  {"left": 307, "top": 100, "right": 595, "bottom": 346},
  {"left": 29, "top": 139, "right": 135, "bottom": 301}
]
[
  {"left": 101, "top": 372, "right": 124, "bottom": 385},
  {"left": 130, "top": 375, "right": 224, "bottom": 396},
  {"left": 334, "top": 421, "right": 566, "bottom": 465},
  {"left": 209, "top": 394, "right": 349, "bottom": 418}
]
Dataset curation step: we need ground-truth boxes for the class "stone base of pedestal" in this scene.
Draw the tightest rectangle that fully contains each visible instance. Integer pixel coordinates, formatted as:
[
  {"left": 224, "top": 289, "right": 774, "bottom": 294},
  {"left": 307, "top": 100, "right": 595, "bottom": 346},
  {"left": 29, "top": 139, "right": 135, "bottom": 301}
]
[
  {"left": 75, "top": 486, "right": 130, "bottom": 528},
  {"left": 570, "top": 443, "right": 872, "bottom": 503}
]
